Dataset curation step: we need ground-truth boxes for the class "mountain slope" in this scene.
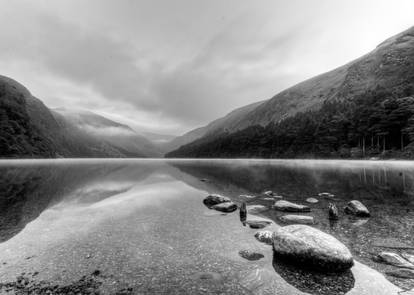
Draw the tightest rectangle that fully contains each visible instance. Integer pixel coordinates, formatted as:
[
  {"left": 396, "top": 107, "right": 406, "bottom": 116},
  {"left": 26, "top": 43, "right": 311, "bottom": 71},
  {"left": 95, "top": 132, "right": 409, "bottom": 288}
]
[
  {"left": 167, "top": 26, "right": 414, "bottom": 158},
  {"left": 0, "top": 75, "right": 159, "bottom": 158},
  {"left": 164, "top": 100, "right": 265, "bottom": 152},
  {"left": 53, "top": 108, "right": 162, "bottom": 157}
]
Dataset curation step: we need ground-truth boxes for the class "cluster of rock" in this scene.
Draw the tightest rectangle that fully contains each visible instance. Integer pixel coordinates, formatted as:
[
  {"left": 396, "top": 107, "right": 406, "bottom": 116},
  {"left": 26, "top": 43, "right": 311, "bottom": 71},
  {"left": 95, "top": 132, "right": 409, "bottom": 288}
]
[{"left": 202, "top": 192, "right": 360, "bottom": 272}]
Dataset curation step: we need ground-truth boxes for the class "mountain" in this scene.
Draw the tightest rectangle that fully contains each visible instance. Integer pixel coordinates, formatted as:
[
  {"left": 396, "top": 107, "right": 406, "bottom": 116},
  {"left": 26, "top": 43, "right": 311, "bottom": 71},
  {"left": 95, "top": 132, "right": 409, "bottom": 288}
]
[
  {"left": 0, "top": 75, "right": 159, "bottom": 158},
  {"left": 167, "top": 26, "right": 414, "bottom": 158},
  {"left": 52, "top": 108, "right": 161, "bottom": 157},
  {"left": 163, "top": 100, "right": 265, "bottom": 152}
]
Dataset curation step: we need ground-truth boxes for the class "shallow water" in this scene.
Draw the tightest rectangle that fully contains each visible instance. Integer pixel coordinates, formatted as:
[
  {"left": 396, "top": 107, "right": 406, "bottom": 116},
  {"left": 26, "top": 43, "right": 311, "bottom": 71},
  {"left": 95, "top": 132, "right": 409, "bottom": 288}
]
[{"left": 0, "top": 159, "right": 412, "bottom": 294}]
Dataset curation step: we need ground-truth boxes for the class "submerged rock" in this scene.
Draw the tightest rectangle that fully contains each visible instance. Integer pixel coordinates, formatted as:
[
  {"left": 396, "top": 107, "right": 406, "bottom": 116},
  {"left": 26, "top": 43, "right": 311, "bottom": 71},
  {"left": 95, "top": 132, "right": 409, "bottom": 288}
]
[
  {"left": 377, "top": 252, "right": 414, "bottom": 269},
  {"left": 280, "top": 215, "right": 314, "bottom": 225},
  {"left": 273, "top": 225, "right": 354, "bottom": 271},
  {"left": 203, "top": 194, "right": 231, "bottom": 207},
  {"left": 274, "top": 200, "right": 310, "bottom": 212},
  {"left": 402, "top": 253, "right": 414, "bottom": 264},
  {"left": 328, "top": 203, "right": 339, "bottom": 220},
  {"left": 239, "top": 194, "right": 256, "bottom": 199},
  {"left": 246, "top": 220, "right": 272, "bottom": 229},
  {"left": 344, "top": 200, "right": 370, "bottom": 217},
  {"left": 238, "top": 250, "right": 264, "bottom": 261},
  {"left": 306, "top": 197, "right": 319, "bottom": 204},
  {"left": 386, "top": 268, "right": 414, "bottom": 279},
  {"left": 247, "top": 205, "right": 268, "bottom": 214},
  {"left": 254, "top": 231, "right": 273, "bottom": 245},
  {"left": 318, "top": 192, "right": 335, "bottom": 198},
  {"left": 211, "top": 202, "right": 237, "bottom": 213}
]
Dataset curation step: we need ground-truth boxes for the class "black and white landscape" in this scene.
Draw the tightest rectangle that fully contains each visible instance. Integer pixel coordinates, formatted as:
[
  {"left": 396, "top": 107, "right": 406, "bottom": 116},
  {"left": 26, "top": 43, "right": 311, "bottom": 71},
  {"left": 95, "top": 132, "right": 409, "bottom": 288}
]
[{"left": 0, "top": 1, "right": 414, "bottom": 294}]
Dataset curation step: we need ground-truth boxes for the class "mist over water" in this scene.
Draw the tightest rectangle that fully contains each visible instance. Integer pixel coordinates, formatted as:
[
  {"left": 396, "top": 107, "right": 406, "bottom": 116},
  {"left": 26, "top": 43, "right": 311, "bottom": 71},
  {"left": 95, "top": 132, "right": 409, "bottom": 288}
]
[{"left": 0, "top": 159, "right": 412, "bottom": 294}]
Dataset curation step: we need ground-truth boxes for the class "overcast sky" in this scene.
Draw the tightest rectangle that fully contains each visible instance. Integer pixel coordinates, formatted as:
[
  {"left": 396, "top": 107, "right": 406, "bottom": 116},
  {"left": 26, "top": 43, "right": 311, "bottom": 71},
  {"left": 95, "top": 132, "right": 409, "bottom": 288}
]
[{"left": 0, "top": 0, "right": 413, "bottom": 135}]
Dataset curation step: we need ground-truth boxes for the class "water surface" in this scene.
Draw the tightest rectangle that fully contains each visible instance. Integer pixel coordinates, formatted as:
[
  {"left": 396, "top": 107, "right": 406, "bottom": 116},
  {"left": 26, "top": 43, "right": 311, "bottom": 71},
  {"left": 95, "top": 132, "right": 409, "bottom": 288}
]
[{"left": 0, "top": 159, "right": 412, "bottom": 294}]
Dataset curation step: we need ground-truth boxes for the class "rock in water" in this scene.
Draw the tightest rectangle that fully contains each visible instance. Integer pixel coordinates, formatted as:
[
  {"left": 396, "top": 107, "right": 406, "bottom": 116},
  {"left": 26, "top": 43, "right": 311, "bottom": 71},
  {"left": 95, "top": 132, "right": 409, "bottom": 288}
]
[
  {"left": 274, "top": 200, "right": 310, "bottom": 212},
  {"left": 247, "top": 205, "right": 268, "bottom": 214},
  {"left": 246, "top": 220, "right": 272, "bottom": 229},
  {"left": 344, "top": 200, "right": 370, "bottom": 217},
  {"left": 280, "top": 215, "right": 314, "bottom": 225},
  {"left": 377, "top": 252, "right": 414, "bottom": 269},
  {"left": 318, "top": 192, "right": 335, "bottom": 198},
  {"left": 273, "top": 225, "right": 354, "bottom": 271},
  {"left": 386, "top": 268, "right": 414, "bottom": 279},
  {"left": 240, "top": 202, "right": 247, "bottom": 223},
  {"left": 211, "top": 202, "right": 237, "bottom": 213},
  {"left": 306, "top": 197, "right": 319, "bottom": 204},
  {"left": 402, "top": 253, "right": 414, "bottom": 264},
  {"left": 263, "top": 190, "right": 274, "bottom": 196},
  {"left": 238, "top": 250, "right": 264, "bottom": 261},
  {"left": 203, "top": 194, "right": 231, "bottom": 207},
  {"left": 328, "top": 203, "right": 339, "bottom": 220},
  {"left": 254, "top": 231, "right": 273, "bottom": 245}
]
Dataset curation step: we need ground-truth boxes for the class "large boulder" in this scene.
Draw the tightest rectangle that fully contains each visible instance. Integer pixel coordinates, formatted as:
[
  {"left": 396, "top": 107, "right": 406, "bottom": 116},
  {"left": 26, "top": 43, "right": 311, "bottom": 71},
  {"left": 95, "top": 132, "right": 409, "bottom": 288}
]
[
  {"left": 344, "top": 200, "right": 370, "bottom": 217},
  {"left": 377, "top": 252, "right": 414, "bottom": 269},
  {"left": 273, "top": 225, "right": 354, "bottom": 271},
  {"left": 274, "top": 200, "right": 310, "bottom": 212},
  {"left": 279, "top": 215, "right": 314, "bottom": 225},
  {"left": 203, "top": 194, "right": 231, "bottom": 207},
  {"left": 211, "top": 202, "right": 237, "bottom": 213}
]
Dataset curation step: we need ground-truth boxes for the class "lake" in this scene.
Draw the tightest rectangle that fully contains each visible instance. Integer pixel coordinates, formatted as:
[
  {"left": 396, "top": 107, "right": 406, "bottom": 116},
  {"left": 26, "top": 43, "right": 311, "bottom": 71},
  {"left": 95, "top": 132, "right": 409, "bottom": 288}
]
[{"left": 0, "top": 159, "right": 413, "bottom": 294}]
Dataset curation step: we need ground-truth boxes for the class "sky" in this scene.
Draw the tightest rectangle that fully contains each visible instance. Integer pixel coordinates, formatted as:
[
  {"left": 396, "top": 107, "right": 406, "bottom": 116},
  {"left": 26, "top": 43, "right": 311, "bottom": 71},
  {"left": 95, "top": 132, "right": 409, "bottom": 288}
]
[{"left": 0, "top": 0, "right": 413, "bottom": 136}]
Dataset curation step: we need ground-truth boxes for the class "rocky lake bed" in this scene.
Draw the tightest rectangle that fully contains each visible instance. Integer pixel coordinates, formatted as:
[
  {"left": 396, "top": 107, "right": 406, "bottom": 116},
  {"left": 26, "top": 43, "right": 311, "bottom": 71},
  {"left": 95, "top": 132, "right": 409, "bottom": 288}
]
[{"left": 0, "top": 159, "right": 413, "bottom": 294}]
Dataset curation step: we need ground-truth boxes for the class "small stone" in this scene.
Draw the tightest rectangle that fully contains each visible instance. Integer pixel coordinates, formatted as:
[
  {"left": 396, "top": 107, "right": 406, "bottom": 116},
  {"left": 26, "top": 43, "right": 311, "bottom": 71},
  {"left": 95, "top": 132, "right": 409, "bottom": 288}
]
[
  {"left": 246, "top": 205, "right": 268, "bottom": 214},
  {"left": 245, "top": 220, "right": 272, "bottom": 229},
  {"left": 386, "top": 268, "right": 414, "bottom": 279},
  {"left": 203, "top": 194, "right": 231, "bottom": 207},
  {"left": 318, "top": 192, "right": 335, "bottom": 198},
  {"left": 402, "top": 253, "right": 414, "bottom": 264},
  {"left": 238, "top": 250, "right": 264, "bottom": 261},
  {"left": 344, "top": 200, "right": 370, "bottom": 217},
  {"left": 240, "top": 202, "right": 247, "bottom": 223},
  {"left": 328, "top": 203, "right": 339, "bottom": 220},
  {"left": 306, "top": 197, "right": 319, "bottom": 204},
  {"left": 377, "top": 252, "right": 414, "bottom": 269},
  {"left": 254, "top": 231, "right": 273, "bottom": 245},
  {"left": 279, "top": 214, "right": 314, "bottom": 225},
  {"left": 211, "top": 202, "right": 237, "bottom": 213},
  {"left": 274, "top": 200, "right": 310, "bottom": 212},
  {"left": 240, "top": 194, "right": 256, "bottom": 199}
]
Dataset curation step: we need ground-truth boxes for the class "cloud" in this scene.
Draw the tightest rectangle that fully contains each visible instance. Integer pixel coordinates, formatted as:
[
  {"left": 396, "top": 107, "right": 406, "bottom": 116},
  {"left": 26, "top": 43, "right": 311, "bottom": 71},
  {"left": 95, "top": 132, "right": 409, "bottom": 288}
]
[{"left": 0, "top": 0, "right": 413, "bottom": 135}]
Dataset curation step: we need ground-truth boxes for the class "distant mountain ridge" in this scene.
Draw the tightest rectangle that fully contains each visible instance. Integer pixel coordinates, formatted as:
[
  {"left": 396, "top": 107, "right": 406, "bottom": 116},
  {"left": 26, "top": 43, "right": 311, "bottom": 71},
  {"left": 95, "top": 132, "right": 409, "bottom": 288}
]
[
  {"left": 0, "top": 75, "right": 160, "bottom": 158},
  {"left": 167, "top": 26, "right": 414, "bottom": 158},
  {"left": 163, "top": 100, "right": 265, "bottom": 152}
]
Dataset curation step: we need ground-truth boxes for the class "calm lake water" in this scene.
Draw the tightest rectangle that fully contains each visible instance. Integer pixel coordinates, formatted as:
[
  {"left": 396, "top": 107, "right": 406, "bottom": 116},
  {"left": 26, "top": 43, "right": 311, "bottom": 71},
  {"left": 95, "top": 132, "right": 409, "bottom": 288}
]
[{"left": 0, "top": 159, "right": 413, "bottom": 294}]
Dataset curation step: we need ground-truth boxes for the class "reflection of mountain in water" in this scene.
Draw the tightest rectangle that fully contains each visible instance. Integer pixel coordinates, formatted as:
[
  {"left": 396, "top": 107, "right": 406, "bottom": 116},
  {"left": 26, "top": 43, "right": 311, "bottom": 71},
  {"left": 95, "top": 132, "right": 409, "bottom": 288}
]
[{"left": 0, "top": 162, "right": 156, "bottom": 242}]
